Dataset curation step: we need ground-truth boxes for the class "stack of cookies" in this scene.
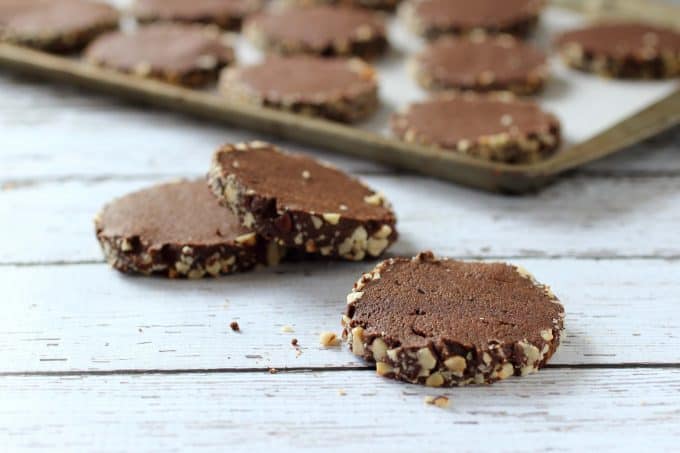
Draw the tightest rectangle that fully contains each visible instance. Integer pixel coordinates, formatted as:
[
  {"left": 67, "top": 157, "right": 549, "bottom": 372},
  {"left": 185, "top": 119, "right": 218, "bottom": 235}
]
[
  {"left": 94, "top": 142, "right": 566, "bottom": 389},
  {"left": 95, "top": 141, "right": 398, "bottom": 279}
]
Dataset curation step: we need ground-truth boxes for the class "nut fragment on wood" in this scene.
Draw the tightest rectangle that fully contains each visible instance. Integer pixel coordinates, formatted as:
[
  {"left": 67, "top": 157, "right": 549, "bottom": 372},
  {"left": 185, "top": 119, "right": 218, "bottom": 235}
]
[
  {"left": 320, "top": 331, "right": 341, "bottom": 347},
  {"left": 424, "top": 395, "right": 450, "bottom": 408}
]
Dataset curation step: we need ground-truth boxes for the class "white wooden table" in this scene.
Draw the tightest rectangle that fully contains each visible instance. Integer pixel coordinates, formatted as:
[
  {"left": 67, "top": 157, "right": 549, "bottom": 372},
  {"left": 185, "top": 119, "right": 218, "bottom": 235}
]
[{"left": 2, "top": 56, "right": 680, "bottom": 450}]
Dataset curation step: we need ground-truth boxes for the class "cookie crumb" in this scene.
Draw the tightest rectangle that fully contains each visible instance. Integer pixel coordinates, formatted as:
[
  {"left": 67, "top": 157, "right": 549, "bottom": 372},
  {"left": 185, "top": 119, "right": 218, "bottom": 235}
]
[
  {"left": 291, "top": 338, "right": 299, "bottom": 346},
  {"left": 230, "top": 321, "right": 240, "bottom": 332},
  {"left": 338, "top": 389, "right": 347, "bottom": 396},
  {"left": 281, "top": 325, "right": 295, "bottom": 333},
  {"left": 424, "top": 395, "right": 450, "bottom": 408},
  {"left": 319, "top": 331, "right": 340, "bottom": 347}
]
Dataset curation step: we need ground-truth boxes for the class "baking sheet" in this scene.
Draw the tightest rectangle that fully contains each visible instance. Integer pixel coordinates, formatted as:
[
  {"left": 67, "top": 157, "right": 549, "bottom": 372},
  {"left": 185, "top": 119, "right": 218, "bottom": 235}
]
[
  {"left": 0, "top": 1, "right": 676, "bottom": 194},
  {"left": 113, "top": 0, "right": 678, "bottom": 148}
]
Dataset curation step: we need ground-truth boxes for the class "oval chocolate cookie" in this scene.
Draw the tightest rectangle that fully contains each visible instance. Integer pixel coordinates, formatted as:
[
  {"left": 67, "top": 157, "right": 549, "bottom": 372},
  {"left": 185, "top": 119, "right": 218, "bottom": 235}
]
[
  {"left": 556, "top": 22, "right": 680, "bottom": 79},
  {"left": 95, "top": 180, "right": 281, "bottom": 278},
  {"left": 84, "top": 23, "right": 235, "bottom": 87},
  {"left": 244, "top": 5, "right": 388, "bottom": 59},
  {"left": 0, "top": 0, "right": 119, "bottom": 53},
  {"left": 208, "top": 141, "right": 398, "bottom": 261},
  {"left": 219, "top": 56, "right": 379, "bottom": 123},
  {"left": 391, "top": 93, "right": 561, "bottom": 164},
  {"left": 343, "top": 252, "right": 565, "bottom": 387},
  {"left": 412, "top": 34, "right": 549, "bottom": 95},
  {"left": 132, "top": 0, "right": 261, "bottom": 31},
  {"left": 400, "top": 0, "right": 544, "bottom": 40}
]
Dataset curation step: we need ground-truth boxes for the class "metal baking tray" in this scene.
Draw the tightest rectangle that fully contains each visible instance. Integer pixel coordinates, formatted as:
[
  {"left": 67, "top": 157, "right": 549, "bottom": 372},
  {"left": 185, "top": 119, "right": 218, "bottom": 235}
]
[{"left": 0, "top": 0, "right": 677, "bottom": 193}]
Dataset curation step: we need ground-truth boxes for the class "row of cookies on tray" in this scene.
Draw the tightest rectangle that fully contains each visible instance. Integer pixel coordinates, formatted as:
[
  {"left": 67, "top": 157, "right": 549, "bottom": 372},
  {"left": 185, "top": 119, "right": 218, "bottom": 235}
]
[
  {"left": 95, "top": 141, "right": 565, "bottom": 388},
  {"left": 2, "top": 0, "right": 678, "bottom": 166}
]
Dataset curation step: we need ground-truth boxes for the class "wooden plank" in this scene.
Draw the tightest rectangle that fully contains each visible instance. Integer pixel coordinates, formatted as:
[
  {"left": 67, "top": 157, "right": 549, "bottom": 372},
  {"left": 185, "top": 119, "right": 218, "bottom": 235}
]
[
  {"left": 1, "top": 258, "right": 678, "bottom": 373},
  {"left": 0, "top": 77, "right": 386, "bottom": 179},
  {"left": 2, "top": 368, "right": 680, "bottom": 451},
  {"left": 0, "top": 81, "right": 677, "bottom": 180},
  {"left": 3, "top": 176, "right": 680, "bottom": 264}
]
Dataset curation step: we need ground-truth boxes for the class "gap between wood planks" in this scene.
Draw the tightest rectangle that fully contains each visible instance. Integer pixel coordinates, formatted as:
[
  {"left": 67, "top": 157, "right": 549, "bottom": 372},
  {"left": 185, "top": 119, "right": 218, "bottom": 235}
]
[
  {"left": 2, "top": 254, "right": 680, "bottom": 267},
  {"left": 2, "top": 363, "right": 680, "bottom": 378},
  {"left": 3, "top": 168, "right": 680, "bottom": 188}
]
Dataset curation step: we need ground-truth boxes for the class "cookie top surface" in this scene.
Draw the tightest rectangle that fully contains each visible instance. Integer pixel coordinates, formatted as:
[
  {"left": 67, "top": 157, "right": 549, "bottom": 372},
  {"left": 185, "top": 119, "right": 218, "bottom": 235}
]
[
  {"left": 392, "top": 94, "right": 558, "bottom": 148},
  {"left": 416, "top": 35, "right": 547, "bottom": 87},
  {"left": 214, "top": 142, "right": 393, "bottom": 222},
  {"left": 85, "top": 23, "right": 234, "bottom": 73},
  {"left": 347, "top": 252, "right": 564, "bottom": 349},
  {"left": 97, "top": 180, "right": 250, "bottom": 248},
  {"left": 0, "top": 0, "right": 118, "bottom": 35},
  {"left": 411, "top": 0, "right": 543, "bottom": 29},
  {"left": 223, "top": 56, "right": 376, "bottom": 100},
  {"left": 132, "top": 0, "right": 259, "bottom": 22},
  {"left": 246, "top": 5, "right": 384, "bottom": 49},
  {"left": 556, "top": 22, "right": 680, "bottom": 58}
]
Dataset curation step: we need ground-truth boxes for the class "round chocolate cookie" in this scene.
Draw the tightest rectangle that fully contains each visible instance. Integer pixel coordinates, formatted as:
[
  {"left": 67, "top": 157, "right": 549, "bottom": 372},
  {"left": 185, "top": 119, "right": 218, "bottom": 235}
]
[
  {"left": 400, "top": 0, "right": 544, "bottom": 40},
  {"left": 343, "top": 251, "right": 565, "bottom": 387},
  {"left": 556, "top": 22, "right": 680, "bottom": 79},
  {"left": 412, "top": 34, "right": 549, "bottom": 95},
  {"left": 219, "top": 56, "right": 379, "bottom": 123},
  {"left": 208, "top": 141, "right": 398, "bottom": 261},
  {"left": 391, "top": 93, "right": 561, "bottom": 164},
  {"left": 290, "top": 0, "right": 401, "bottom": 12},
  {"left": 95, "top": 180, "right": 282, "bottom": 278},
  {"left": 84, "top": 23, "right": 235, "bottom": 87},
  {"left": 132, "top": 0, "right": 262, "bottom": 31},
  {"left": 243, "top": 5, "right": 388, "bottom": 59},
  {"left": 0, "top": 0, "right": 119, "bottom": 53}
]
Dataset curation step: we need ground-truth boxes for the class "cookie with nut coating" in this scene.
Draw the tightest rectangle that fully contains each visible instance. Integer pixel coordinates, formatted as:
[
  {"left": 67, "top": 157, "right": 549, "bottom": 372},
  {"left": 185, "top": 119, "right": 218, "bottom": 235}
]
[
  {"left": 343, "top": 251, "right": 565, "bottom": 387},
  {"left": 243, "top": 5, "right": 388, "bottom": 59},
  {"left": 391, "top": 93, "right": 561, "bottom": 164},
  {"left": 412, "top": 34, "right": 549, "bottom": 95},
  {"left": 219, "top": 56, "right": 379, "bottom": 123},
  {"left": 132, "top": 0, "right": 262, "bottom": 31},
  {"left": 556, "top": 22, "right": 680, "bottom": 79},
  {"left": 0, "top": 0, "right": 119, "bottom": 53},
  {"left": 208, "top": 142, "right": 398, "bottom": 261},
  {"left": 95, "top": 180, "right": 282, "bottom": 278},
  {"left": 399, "top": 0, "right": 544, "bottom": 41},
  {"left": 84, "top": 23, "right": 235, "bottom": 87}
]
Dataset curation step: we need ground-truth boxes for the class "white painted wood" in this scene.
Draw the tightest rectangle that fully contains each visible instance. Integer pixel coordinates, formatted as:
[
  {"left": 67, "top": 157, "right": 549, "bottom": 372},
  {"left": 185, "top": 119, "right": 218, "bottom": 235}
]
[
  {"left": 1, "top": 258, "right": 678, "bottom": 373},
  {"left": 2, "top": 369, "right": 680, "bottom": 452},
  {"left": 3, "top": 176, "right": 680, "bottom": 264},
  {"left": 0, "top": 77, "right": 385, "bottom": 180}
]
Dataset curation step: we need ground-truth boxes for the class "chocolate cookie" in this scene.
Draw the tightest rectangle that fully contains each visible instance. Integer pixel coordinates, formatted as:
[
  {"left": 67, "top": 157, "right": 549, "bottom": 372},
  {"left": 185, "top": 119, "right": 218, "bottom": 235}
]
[
  {"left": 343, "top": 251, "right": 565, "bottom": 387},
  {"left": 0, "top": 0, "right": 119, "bottom": 53},
  {"left": 400, "top": 0, "right": 544, "bottom": 40},
  {"left": 132, "top": 0, "right": 261, "bottom": 31},
  {"left": 556, "top": 22, "right": 680, "bottom": 79},
  {"left": 391, "top": 93, "right": 561, "bottom": 164},
  {"left": 208, "top": 141, "right": 398, "bottom": 261},
  {"left": 95, "top": 180, "right": 282, "bottom": 278},
  {"left": 290, "top": 0, "right": 401, "bottom": 12},
  {"left": 243, "top": 5, "right": 388, "bottom": 59},
  {"left": 219, "top": 56, "right": 379, "bottom": 123},
  {"left": 84, "top": 23, "right": 235, "bottom": 87},
  {"left": 412, "top": 34, "right": 549, "bottom": 95}
]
